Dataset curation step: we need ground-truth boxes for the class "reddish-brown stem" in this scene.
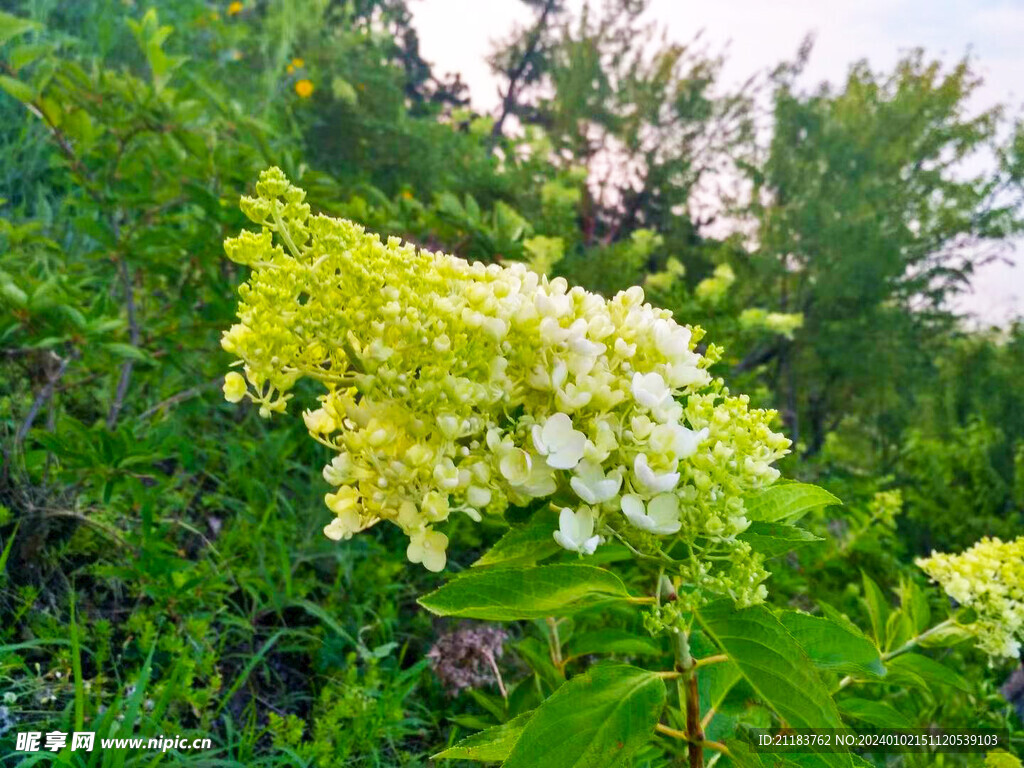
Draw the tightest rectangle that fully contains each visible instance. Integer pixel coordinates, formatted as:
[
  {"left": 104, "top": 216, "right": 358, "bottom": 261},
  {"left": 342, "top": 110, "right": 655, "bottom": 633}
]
[
  {"left": 685, "top": 673, "right": 704, "bottom": 768},
  {"left": 672, "top": 630, "right": 704, "bottom": 768}
]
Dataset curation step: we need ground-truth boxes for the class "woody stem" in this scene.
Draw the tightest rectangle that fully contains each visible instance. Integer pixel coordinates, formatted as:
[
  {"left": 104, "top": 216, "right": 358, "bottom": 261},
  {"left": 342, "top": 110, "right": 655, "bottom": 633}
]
[{"left": 673, "top": 630, "right": 704, "bottom": 768}]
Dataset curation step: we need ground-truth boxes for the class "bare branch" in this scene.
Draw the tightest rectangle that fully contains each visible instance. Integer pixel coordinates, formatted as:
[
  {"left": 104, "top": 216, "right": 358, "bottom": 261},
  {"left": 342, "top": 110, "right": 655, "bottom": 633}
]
[
  {"left": 138, "top": 378, "right": 221, "bottom": 421},
  {"left": 490, "top": 0, "right": 559, "bottom": 146},
  {"left": 15, "top": 351, "right": 74, "bottom": 446},
  {"left": 106, "top": 248, "right": 139, "bottom": 431}
]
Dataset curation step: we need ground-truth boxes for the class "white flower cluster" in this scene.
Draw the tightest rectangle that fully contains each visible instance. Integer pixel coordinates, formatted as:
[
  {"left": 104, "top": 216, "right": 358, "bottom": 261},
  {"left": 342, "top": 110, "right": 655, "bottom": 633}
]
[{"left": 221, "top": 168, "right": 790, "bottom": 603}]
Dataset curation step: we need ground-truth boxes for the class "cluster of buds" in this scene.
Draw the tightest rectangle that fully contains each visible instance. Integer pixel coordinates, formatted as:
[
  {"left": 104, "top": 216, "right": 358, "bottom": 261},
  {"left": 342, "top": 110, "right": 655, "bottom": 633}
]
[
  {"left": 221, "top": 168, "right": 790, "bottom": 605},
  {"left": 917, "top": 536, "right": 1024, "bottom": 659}
]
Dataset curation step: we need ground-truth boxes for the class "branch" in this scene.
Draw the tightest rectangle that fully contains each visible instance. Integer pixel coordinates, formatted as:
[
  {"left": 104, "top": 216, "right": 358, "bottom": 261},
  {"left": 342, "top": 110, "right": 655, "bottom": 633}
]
[
  {"left": 106, "top": 244, "right": 139, "bottom": 430},
  {"left": 489, "top": 0, "right": 558, "bottom": 145},
  {"left": 3, "top": 348, "right": 75, "bottom": 488},
  {"left": 138, "top": 378, "right": 222, "bottom": 421},
  {"left": 730, "top": 342, "right": 780, "bottom": 377},
  {"left": 601, "top": 175, "right": 650, "bottom": 246},
  {"left": 836, "top": 617, "right": 957, "bottom": 691},
  {"left": 14, "top": 351, "right": 74, "bottom": 446},
  {"left": 0, "top": 62, "right": 105, "bottom": 207}
]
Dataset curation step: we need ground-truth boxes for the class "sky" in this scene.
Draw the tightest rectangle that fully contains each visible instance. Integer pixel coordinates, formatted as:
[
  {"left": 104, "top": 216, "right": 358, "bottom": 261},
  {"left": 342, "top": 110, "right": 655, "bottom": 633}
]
[{"left": 409, "top": 0, "right": 1024, "bottom": 325}]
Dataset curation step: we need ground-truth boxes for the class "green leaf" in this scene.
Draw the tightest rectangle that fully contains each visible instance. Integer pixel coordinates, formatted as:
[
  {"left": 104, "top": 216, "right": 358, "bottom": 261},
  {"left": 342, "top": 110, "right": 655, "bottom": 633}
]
[
  {"left": 418, "top": 564, "right": 634, "bottom": 621},
  {"left": 9, "top": 42, "right": 51, "bottom": 71},
  {"left": 0, "top": 279, "right": 28, "bottom": 307},
  {"left": 739, "top": 521, "right": 824, "bottom": 558},
  {"left": 473, "top": 507, "right": 561, "bottom": 568},
  {"left": 449, "top": 714, "right": 502, "bottom": 732},
  {"left": 723, "top": 740, "right": 776, "bottom": 768},
  {"left": 466, "top": 689, "right": 507, "bottom": 723},
  {"left": 744, "top": 483, "right": 841, "bottom": 523},
  {"left": 102, "top": 342, "right": 151, "bottom": 363},
  {"left": 434, "top": 711, "right": 533, "bottom": 762},
  {"left": 0, "top": 74, "right": 35, "bottom": 104},
  {"left": 566, "top": 629, "right": 663, "bottom": 659},
  {"left": 838, "top": 698, "right": 911, "bottom": 728},
  {"left": 779, "top": 611, "right": 885, "bottom": 678},
  {"left": 502, "top": 664, "right": 665, "bottom": 768},
  {"left": 0, "top": 11, "right": 39, "bottom": 47},
  {"left": 900, "top": 579, "right": 931, "bottom": 634},
  {"left": 885, "top": 653, "right": 970, "bottom": 693},
  {"left": 917, "top": 622, "right": 972, "bottom": 649},
  {"left": 514, "top": 637, "right": 565, "bottom": 690},
  {"left": 698, "top": 657, "right": 741, "bottom": 728},
  {"left": 860, "top": 572, "right": 890, "bottom": 647},
  {"left": 697, "top": 601, "right": 851, "bottom": 768}
]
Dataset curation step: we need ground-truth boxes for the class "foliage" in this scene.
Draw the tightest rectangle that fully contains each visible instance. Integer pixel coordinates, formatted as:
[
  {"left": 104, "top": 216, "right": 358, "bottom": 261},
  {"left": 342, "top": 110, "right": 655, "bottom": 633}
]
[{"left": 0, "top": 0, "right": 1021, "bottom": 766}]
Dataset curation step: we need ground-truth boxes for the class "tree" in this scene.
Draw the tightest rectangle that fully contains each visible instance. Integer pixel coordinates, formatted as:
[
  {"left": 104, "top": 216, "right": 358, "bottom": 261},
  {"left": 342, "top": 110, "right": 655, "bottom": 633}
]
[
  {"left": 488, "top": 0, "right": 753, "bottom": 255},
  {"left": 746, "top": 50, "right": 1023, "bottom": 454}
]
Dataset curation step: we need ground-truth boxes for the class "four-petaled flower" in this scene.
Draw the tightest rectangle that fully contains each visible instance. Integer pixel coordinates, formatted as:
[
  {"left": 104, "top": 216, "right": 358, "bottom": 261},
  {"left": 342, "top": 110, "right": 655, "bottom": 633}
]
[
  {"left": 621, "top": 493, "right": 682, "bottom": 535},
  {"left": 570, "top": 459, "right": 622, "bottom": 505},
  {"left": 670, "top": 424, "right": 709, "bottom": 459},
  {"left": 553, "top": 506, "right": 602, "bottom": 554},
  {"left": 631, "top": 371, "right": 671, "bottom": 410},
  {"left": 532, "top": 413, "right": 587, "bottom": 469},
  {"left": 653, "top": 319, "right": 691, "bottom": 357},
  {"left": 222, "top": 372, "right": 247, "bottom": 402},
  {"left": 322, "top": 453, "right": 353, "bottom": 485},
  {"left": 634, "top": 453, "right": 680, "bottom": 493},
  {"left": 407, "top": 528, "right": 448, "bottom": 572},
  {"left": 303, "top": 407, "right": 335, "bottom": 434}
]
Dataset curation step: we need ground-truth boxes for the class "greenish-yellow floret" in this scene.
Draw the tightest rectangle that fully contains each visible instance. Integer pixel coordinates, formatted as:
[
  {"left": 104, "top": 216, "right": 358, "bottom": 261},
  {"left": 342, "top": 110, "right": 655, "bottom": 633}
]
[{"left": 917, "top": 536, "right": 1024, "bottom": 659}]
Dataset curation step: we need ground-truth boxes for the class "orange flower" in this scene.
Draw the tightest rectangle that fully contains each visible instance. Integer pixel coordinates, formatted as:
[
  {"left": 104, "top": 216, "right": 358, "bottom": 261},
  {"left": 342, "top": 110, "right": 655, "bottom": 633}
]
[
  {"left": 227, "top": 1, "right": 243, "bottom": 15},
  {"left": 295, "top": 79, "right": 314, "bottom": 98}
]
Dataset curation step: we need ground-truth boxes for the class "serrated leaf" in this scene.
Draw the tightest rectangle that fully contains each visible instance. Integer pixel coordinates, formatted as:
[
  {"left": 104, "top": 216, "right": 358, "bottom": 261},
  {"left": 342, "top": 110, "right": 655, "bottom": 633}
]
[
  {"left": 916, "top": 622, "right": 972, "bottom": 649},
  {"left": 744, "top": 483, "right": 841, "bottom": 523},
  {"left": 723, "top": 740, "right": 776, "bottom": 767},
  {"left": 448, "top": 714, "right": 502, "bottom": 732},
  {"left": 860, "top": 572, "right": 890, "bottom": 648},
  {"left": 780, "top": 611, "right": 885, "bottom": 678},
  {"left": 886, "top": 653, "right": 970, "bottom": 693},
  {"left": 565, "top": 629, "right": 663, "bottom": 659},
  {"left": 513, "top": 636, "right": 564, "bottom": 690},
  {"left": 502, "top": 665, "right": 665, "bottom": 768},
  {"left": 838, "top": 698, "right": 911, "bottom": 728},
  {"left": 698, "top": 656, "right": 741, "bottom": 727},
  {"left": 0, "top": 11, "right": 39, "bottom": 46},
  {"left": 418, "top": 564, "right": 633, "bottom": 621},
  {"left": 697, "top": 602, "right": 852, "bottom": 767},
  {"left": 0, "top": 74, "right": 35, "bottom": 104},
  {"left": 0, "top": 280, "right": 28, "bottom": 307},
  {"left": 473, "top": 507, "right": 560, "bottom": 568},
  {"left": 9, "top": 42, "right": 51, "bottom": 71},
  {"left": 739, "top": 521, "right": 824, "bottom": 557},
  {"left": 102, "top": 342, "right": 150, "bottom": 363},
  {"left": 434, "top": 711, "right": 533, "bottom": 762}
]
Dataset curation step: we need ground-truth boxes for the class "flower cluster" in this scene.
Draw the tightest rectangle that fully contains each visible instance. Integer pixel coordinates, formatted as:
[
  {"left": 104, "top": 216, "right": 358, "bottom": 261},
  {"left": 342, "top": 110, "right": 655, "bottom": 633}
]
[
  {"left": 427, "top": 625, "right": 508, "bottom": 695},
  {"left": 917, "top": 536, "right": 1024, "bottom": 659},
  {"left": 221, "top": 168, "right": 790, "bottom": 604}
]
